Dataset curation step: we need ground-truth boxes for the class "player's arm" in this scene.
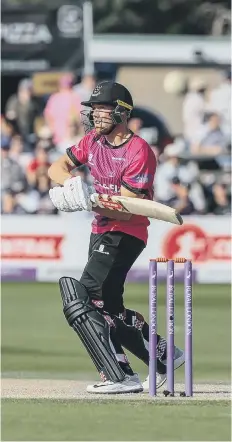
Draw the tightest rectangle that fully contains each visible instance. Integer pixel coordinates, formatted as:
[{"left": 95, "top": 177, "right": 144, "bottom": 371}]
[
  {"left": 48, "top": 138, "right": 88, "bottom": 185},
  {"left": 93, "top": 206, "right": 132, "bottom": 220},
  {"left": 92, "top": 176, "right": 145, "bottom": 221},
  {"left": 120, "top": 186, "right": 145, "bottom": 199},
  {"left": 48, "top": 153, "right": 77, "bottom": 185}
]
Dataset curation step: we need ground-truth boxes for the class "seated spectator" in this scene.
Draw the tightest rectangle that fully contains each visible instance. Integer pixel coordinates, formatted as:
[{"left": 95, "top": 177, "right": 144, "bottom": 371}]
[
  {"left": 1, "top": 191, "right": 27, "bottom": 215},
  {"left": 9, "top": 135, "right": 33, "bottom": 169},
  {"left": 1, "top": 116, "right": 14, "bottom": 148},
  {"left": 16, "top": 173, "right": 57, "bottom": 215},
  {"left": 5, "top": 78, "right": 39, "bottom": 149},
  {"left": 35, "top": 173, "right": 58, "bottom": 214},
  {"left": 154, "top": 142, "right": 187, "bottom": 203},
  {"left": 190, "top": 112, "right": 228, "bottom": 156},
  {"left": 44, "top": 74, "right": 81, "bottom": 144},
  {"left": 154, "top": 142, "right": 207, "bottom": 213},
  {"left": 1, "top": 144, "right": 26, "bottom": 195},
  {"left": 56, "top": 121, "right": 84, "bottom": 154},
  {"left": 36, "top": 125, "right": 60, "bottom": 162},
  {"left": 182, "top": 76, "right": 207, "bottom": 145},
  {"left": 26, "top": 145, "right": 51, "bottom": 187},
  {"left": 205, "top": 182, "right": 231, "bottom": 215},
  {"left": 212, "top": 183, "right": 231, "bottom": 215},
  {"left": 167, "top": 177, "right": 195, "bottom": 215}
]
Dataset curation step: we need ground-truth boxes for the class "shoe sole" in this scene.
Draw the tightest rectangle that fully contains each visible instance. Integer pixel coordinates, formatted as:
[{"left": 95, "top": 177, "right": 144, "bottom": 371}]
[{"left": 87, "top": 387, "right": 143, "bottom": 394}]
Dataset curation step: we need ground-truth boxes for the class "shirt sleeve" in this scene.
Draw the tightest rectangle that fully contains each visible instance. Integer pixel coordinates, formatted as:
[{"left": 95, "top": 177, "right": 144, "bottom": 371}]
[
  {"left": 66, "top": 135, "right": 89, "bottom": 167},
  {"left": 122, "top": 144, "right": 156, "bottom": 195}
]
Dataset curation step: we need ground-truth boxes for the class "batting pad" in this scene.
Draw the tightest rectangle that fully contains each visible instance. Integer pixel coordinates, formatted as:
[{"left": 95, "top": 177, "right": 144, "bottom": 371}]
[{"left": 59, "top": 277, "right": 125, "bottom": 382}]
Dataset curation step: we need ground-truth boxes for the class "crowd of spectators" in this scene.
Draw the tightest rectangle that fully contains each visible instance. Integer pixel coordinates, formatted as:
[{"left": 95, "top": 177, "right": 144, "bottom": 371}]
[{"left": 1, "top": 69, "right": 231, "bottom": 216}]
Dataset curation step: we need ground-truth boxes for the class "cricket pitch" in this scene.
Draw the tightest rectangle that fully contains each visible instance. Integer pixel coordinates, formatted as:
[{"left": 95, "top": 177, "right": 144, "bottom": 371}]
[{"left": 1, "top": 379, "right": 230, "bottom": 401}]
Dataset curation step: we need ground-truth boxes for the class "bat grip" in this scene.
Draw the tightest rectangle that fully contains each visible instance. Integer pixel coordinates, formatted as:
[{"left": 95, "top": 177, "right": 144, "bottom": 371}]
[{"left": 90, "top": 193, "right": 98, "bottom": 207}]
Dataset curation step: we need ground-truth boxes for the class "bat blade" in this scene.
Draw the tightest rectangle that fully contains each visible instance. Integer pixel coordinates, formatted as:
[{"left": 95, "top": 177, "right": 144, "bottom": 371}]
[{"left": 91, "top": 194, "right": 183, "bottom": 225}]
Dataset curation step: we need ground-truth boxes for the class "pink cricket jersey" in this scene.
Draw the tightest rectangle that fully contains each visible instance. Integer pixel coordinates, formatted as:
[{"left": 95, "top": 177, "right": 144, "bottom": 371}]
[{"left": 67, "top": 130, "right": 156, "bottom": 244}]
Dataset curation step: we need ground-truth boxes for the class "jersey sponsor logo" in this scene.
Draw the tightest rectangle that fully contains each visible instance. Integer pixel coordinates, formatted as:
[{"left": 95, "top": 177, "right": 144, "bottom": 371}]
[
  {"left": 94, "top": 179, "right": 120, "bottom": 193},
  {"left": 132, "top": 174, "right": 152, "bottom": 184},
  {"left": 111, "top": 157, "right": 125, "bottom": 162}
]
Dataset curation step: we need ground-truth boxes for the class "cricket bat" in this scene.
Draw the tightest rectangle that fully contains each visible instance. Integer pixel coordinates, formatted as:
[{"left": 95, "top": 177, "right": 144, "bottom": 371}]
[{"left": 90, "top": 194, "right": 183, "bottom": 225}]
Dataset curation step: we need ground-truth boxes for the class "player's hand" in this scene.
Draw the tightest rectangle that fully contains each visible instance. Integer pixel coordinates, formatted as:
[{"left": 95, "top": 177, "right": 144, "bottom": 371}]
[
  {"left": 49, "top": 186, "right": 83, "bottom": 212},
  {"left": 63, "top": 176, "right": 94, "bottom": 212}
]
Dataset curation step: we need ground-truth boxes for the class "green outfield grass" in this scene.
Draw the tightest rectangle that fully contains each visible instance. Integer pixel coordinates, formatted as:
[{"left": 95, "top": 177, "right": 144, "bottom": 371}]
[
  {"left": 1, "top": 282, "right": 231, "bottom": 380},
  {"left": 2, "top": 399, "right": 231, "bottom": 441},
  {"left": 1, "top": 282, "right": 231, "bottom": 441}
]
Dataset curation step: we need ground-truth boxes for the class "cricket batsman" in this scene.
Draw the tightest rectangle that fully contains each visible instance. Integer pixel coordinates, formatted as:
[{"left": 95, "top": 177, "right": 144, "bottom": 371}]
[{"left": 48, "top": 81, "right": 184, "bottom": 394}]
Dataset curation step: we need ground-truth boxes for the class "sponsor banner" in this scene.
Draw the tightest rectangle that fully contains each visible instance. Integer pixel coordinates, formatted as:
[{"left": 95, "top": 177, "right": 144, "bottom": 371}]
[
  {"left": 1, "top": 214, "right": 231, "bottom": 283},
  {"left": 1, "top": 235, "right": 63, "bottom": 260},
  {"left": 1, "top": 267, "right": 36, "bottom": 282},
  {"left": 1, "top": 2, "right": 84, "bottom": 74}
]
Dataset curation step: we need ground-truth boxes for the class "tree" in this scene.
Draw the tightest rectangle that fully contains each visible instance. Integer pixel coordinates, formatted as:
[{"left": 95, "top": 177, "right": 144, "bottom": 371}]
[
  {"left": 2, "top": 0, "right": 231, "bottom": 35},
  {"left": 93, "top": 0, "right": 231, "bottom": 35}
]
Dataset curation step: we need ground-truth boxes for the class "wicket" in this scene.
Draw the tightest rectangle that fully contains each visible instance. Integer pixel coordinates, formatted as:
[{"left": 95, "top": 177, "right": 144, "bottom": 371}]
[{"left": 149, "top": 258, "right": 193, "bottom": 397}]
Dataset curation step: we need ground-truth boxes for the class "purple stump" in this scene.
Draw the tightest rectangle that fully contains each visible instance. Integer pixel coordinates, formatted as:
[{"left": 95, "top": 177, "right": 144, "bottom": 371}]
[
  {"left": 184, "top": 260, "right": 193, "bottom": 396},
  {"left": 149, "top": 260, "right": 157, "bottom": 396},
  {"left": 167, "top": 260, "right": 175, "bottom": 395}
]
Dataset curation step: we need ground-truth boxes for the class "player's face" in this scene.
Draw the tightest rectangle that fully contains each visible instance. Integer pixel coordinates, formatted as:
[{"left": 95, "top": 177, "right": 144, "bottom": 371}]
[{"left": 92, "top": 104, "right": 115, "bottom": 135}]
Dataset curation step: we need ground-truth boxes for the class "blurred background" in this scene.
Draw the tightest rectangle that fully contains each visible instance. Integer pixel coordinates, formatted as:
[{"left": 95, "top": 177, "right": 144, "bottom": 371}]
[
  {"left": 1, "top": 0, "right": 231, "bottom": 281},
  {"left": 1, "top": 4, "right": 231, "bottom": 428}
]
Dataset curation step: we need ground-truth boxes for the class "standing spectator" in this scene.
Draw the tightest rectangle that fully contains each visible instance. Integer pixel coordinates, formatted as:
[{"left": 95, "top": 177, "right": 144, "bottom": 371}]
[
  {"left": 182, "top": 76, "right": 207, "bottom": 145},
  {"left": 128, "top": 117, "right": 143, "bottom": 134},
  {"left": 44, "top": 74, "right": 81, "bottom": 144},
  {"left": 207, "top": 68, "right": 231, "bottom": 143},
  {"left": 190, "top": 112, "right": 228, "bottom": 156},
  {"left": 5, "top": 78, "right": 39, "bottom": 148},
  {"left": 73, "top": 74, "right": 96, "bottom": 107}
]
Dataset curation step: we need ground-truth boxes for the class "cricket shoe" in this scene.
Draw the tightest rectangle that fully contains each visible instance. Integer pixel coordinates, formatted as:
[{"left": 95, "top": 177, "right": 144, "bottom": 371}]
[
  {"left": 142, "top": 346, "right": 185, "bottom": 392},
  {"left": 86, "top": 373, "right": 143, "bottom": 394}
]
